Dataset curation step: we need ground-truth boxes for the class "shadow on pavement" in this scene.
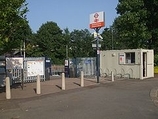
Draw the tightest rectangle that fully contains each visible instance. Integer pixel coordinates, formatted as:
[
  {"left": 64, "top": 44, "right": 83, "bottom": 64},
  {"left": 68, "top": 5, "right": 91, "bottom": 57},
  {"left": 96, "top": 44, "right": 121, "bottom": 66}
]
[
  {"left": 0, "top": 83, "right": 23, "bottom": 93},
  {"left": 73, "top": 82, "right": 80, "bottom": 86},
  {"left": 56, "top": 85, "right": 62, "bottom": 89},
  {"left": 0, "top": 87, "right": 5, "bottom": 93}
]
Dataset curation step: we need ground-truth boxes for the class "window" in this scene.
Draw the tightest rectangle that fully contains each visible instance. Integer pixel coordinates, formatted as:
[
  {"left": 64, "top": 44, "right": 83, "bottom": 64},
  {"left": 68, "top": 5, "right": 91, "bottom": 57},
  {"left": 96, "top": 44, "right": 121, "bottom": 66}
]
[{"left": 125, "top": 52, "right": 135, "bottom": 64}]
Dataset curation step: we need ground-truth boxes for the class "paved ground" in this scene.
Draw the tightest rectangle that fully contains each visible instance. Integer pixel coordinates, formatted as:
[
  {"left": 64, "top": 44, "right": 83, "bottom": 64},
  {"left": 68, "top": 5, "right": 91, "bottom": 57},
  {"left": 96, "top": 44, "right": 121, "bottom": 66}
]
[
  {"left": 0, "top": 76, "right": 112, "bottom": 100},
  {"left": 0, "top": 76, "right": 158, "bottom": 119}
]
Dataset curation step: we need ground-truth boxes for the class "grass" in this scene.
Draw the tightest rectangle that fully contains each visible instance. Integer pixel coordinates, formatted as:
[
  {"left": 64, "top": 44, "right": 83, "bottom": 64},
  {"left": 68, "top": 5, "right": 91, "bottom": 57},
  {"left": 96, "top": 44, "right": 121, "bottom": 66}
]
[{"left": 154, "top": 66, "right": 158, "bottom": 74}]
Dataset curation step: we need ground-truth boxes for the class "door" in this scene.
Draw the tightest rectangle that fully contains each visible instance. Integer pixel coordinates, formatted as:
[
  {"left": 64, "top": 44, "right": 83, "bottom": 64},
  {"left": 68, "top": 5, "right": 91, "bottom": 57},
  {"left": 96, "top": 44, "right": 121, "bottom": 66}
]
[{"left": 143, "top": 52, "right": 147, "bottom": 77}]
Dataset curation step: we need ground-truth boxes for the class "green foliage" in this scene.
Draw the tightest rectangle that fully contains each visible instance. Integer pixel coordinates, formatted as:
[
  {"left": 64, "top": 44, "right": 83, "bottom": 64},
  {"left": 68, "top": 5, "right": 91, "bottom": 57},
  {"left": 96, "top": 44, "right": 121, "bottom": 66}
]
[
  {"left": 26, "top": 33, "right": 42, "bottom": 57},
  {"left": 69, "top": 29, "right": 95, "bottom": 58},
  {"left": 101, "top": 27, "right": 118, "bottom": 50},
  {"left": 154, "top": 54, "right": 158, "bottom": 66},
  {"left": 0, "top": 0, "right": 28, "bottom": 54},
  {"left": 114, "top": 0, "right": 158, "bottom": 50},
  {"left": 62, "top": 28, "right": 71, "bottom": 58},
  {"left": 2, "top": 0, "right": 158, "bottom": 66},
  {"left": 101, "top": 25, "right": 125, "bottom": 50},
  {"left": 35, "top": 21, "right": 65, "bottom": 64},
  {"left": 115, "top": 0, "right": 148, "bottom": 49},
  {"left": 26, "top": 23, "right": 95, "bottom": 65},
  {"left": 101, "top": 28, "right": 111, "bottom": 50},
  {"left": 0, "top": 20, "right": 32, "bottom": 55}
]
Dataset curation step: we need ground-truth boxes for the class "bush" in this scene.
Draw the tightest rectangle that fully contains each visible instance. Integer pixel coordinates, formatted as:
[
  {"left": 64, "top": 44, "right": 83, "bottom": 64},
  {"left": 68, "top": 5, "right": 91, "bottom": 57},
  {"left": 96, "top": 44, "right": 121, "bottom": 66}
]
[
  {"left": 154, "top": 66, "right": 158, "bottom": 74},
  {"left": 154, "top": 54, "right": 158, "bottom": 66}
]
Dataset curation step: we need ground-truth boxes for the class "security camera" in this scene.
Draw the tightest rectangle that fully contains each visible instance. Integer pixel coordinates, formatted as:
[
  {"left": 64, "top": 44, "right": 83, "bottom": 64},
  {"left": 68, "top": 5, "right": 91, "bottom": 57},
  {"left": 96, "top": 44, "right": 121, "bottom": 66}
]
[
  {"left": 98, "top": 34, "right": 103, "bottom": 40},
  {"left": 93, "top": 32, "right": 98, "bottom": 38}
]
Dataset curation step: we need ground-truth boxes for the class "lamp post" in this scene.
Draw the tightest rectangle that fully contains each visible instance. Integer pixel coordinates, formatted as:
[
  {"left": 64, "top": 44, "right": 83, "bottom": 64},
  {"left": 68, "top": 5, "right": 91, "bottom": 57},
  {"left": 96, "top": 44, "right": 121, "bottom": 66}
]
[
  {"left": 111, "top": 27, "right": 114, "bottom": 50},
  {"left": 65, "top": 45, "right": 69, "bottom": 78},
  {"left": 22, "top": 38, "right": 29, "bottom": 89},
  {"left": 23, "top": 39, "right": 26, "bottom": 58},
  {"left": 66, "top": 45, "right": 68, "bottom": 59}
]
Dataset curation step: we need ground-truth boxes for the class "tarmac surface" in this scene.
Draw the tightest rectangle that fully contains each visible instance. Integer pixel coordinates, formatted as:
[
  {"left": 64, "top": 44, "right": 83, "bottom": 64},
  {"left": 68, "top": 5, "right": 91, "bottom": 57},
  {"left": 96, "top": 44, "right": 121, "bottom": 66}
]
[
  {"left": 0, "top": 76, "right": 112, "bottom": 100},
  {"left": 0, "top": 76, "right": 158, "bottom": 119}
]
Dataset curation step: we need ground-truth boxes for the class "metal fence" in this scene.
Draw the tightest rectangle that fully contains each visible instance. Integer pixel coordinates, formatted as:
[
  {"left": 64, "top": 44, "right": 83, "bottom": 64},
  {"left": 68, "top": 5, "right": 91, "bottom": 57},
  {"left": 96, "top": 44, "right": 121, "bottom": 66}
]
[
  {"left": 6, "top": 57, "right": 45, "bottom": 84},
  {"left": 5, "top": 57, "right": 96, "bottom": 85},
  {"left": 11, "top": 69, "right": 23, "bottom": 83},
  {"left": 69, "top": 57, "right": 96, "bottom": 78},
  {"left": 51, "top": 65, "right": 64, "bottom": 76}
]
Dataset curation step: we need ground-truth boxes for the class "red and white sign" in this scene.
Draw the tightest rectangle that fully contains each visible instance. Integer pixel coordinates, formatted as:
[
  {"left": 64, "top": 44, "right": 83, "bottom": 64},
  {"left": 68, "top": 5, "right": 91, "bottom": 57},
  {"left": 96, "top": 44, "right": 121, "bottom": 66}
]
[
  {"left": 119, "top": 53, "right": 125, "bottom": 64},
  {"left": 90, "top": 11, "right": 105, "bottom": 29}
]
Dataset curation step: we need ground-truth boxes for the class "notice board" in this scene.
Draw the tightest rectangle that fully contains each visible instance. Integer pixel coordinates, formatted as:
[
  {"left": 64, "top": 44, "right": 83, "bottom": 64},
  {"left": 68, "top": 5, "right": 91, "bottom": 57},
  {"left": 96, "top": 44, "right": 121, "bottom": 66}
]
[{"left": 27, "top": 60, "right": 44, "bottom": 76}]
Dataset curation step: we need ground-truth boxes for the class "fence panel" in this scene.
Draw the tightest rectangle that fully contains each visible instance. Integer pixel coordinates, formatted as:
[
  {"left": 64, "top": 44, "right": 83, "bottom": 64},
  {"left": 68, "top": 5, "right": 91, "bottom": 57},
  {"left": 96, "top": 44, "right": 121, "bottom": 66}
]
[
  {"left": 51, "top": 65, "right": 64, "bottom": 76},
  {"left": 69, "top": 57, "right": 96, "bottom": 78},
  {"left": 12, "top": 69, "right": 23, "bottom": 83}
]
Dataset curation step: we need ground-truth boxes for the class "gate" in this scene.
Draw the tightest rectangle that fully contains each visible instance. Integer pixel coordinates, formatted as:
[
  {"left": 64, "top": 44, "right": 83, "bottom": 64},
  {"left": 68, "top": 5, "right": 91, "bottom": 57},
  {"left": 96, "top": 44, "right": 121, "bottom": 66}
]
[
  {"left": 11, "top": 69, "right": 23, "bottom": 83},
  {"left": 6, "top": 57, "right": 23, "bottom": 85}
]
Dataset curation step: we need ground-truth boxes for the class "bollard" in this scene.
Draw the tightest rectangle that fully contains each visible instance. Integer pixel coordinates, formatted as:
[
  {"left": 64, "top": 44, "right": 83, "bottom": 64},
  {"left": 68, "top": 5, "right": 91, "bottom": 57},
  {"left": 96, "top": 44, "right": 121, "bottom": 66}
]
[
  {"left": 80, "top": 71, "right": 84, "bottom": 87},
  {"left": 111, "top": 71, "right": 114, "bottom": 82},
  {"left": 6, "top": 77, "right": 11, "bottom": 99},
  {"left": 62, "top": 73, "right": 65, "bottom": 90},
  {"left": 36, "top": 75, "right": 41, "bottom": 94}
]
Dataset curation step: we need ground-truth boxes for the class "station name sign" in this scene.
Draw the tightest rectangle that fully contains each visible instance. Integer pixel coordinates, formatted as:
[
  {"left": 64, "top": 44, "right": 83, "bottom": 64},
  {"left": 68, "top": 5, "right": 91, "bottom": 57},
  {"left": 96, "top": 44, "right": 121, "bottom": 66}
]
[{"left": 89, "top": 11, "right": 105, "bottom": 29}]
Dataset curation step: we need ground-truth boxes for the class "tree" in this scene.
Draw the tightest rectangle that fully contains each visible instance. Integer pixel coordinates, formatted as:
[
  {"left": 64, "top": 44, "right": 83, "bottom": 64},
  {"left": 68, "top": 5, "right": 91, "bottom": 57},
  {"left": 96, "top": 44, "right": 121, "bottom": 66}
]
[
  {"left": 0, "top": 20, "right": 32, "bottom": 56},
  {"left": 11, "top": 21, "right": 32, "bottom": 56},
  {"left": 36, "top": 21, "right": 65, "bottom": 64},
  {"left": 114, "top": 0, "right": 150, "bottom": 49},
  {"left": 0, "top": 0, "right": 28, "bottom": 54},
  {"left": 114, "top": 0, "right": 158, "bottom": 65},
  {"left": 101, "top": 27, "right": 114, "bottom": 50},
  {"left": 26, "top": 33, "right": 43, "bottom": 57},
  {"left": 143, "top": 0, "right": 158, "bottom": 49},
  {"left": 69, "top": 29, "right": 95, "bottom": 58}
]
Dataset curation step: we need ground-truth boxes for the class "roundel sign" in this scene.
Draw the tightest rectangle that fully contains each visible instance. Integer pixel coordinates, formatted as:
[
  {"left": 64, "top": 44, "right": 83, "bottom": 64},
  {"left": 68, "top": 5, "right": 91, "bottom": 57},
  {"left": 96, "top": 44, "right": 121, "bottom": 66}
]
[{"left": 89, "top": 11, "right": 105, "bottom": 29}]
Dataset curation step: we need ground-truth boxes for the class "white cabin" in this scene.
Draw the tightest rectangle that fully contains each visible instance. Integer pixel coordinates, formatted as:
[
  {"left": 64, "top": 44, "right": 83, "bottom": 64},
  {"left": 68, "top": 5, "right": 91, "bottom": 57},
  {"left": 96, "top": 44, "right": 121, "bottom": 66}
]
[{"left": 100, "top": 49, "right": 154, "bottom": 79}]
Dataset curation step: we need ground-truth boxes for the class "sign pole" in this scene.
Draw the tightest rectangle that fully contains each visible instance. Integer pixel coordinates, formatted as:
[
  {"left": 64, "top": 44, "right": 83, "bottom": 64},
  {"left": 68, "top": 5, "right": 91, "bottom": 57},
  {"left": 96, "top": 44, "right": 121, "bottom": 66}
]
[
  {"left": 89, "top": 11, "right": 105, "bottom": 83},
  {"left": 95, "top": 28, "right": 100, "bottom": 83}
]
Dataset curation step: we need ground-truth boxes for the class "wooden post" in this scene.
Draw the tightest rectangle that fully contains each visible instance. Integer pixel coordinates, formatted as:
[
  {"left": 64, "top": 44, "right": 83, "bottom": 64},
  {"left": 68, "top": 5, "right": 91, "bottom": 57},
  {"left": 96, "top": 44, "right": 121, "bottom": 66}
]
[
  {"left": 81, "top": 71, "right": 84, "bottom": 87},
  {"left": 62, "top": 73, "right": 65, "bottom": 90},
  {"left": 6, "top": 77, "right": 11, "bottom": 99},
  {"left": 111, "top": 71, "right": 114, "bottom": 82},
  {"left": 36, "top": 75, "right": 41, "bottom": 94}
]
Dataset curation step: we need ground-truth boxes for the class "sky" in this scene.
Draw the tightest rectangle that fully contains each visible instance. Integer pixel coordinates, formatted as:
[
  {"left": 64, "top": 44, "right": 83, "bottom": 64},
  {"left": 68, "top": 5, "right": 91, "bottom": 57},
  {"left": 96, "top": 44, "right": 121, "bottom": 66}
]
[{"left": 26, "top": 0, "right": 119, "bottom": 33}]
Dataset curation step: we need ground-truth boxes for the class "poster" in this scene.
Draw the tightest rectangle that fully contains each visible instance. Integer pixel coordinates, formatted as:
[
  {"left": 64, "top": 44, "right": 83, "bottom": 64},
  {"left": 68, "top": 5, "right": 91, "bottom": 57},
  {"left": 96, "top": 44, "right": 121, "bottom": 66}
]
[
  {"left": 6, "top": 57, "right": 23, "bottom": 69},
  {"left": 119, "top": 53, "right": 125, "bottom": 64},
  {"left": 27, "top": 60, "right": 44, "bottom": 76}
]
